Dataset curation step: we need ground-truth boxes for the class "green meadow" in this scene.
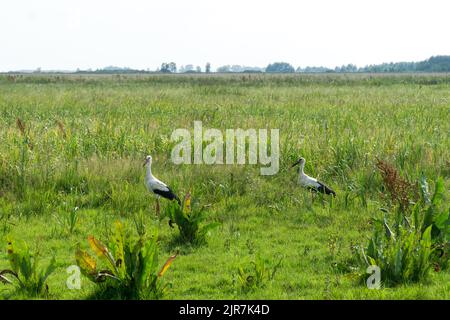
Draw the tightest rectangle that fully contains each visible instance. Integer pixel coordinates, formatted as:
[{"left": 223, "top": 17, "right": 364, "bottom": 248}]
[{"left": 0, "top": 73, "right": 449, "bottom": 299}]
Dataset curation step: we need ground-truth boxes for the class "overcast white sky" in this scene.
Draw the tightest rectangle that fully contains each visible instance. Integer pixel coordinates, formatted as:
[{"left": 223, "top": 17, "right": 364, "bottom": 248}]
[{"left": 1, "top": 0, "right": 449, "bottom": 71}]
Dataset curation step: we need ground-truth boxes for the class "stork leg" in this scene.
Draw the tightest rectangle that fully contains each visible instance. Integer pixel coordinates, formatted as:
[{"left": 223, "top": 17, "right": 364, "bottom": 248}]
[
  {"left": 155, "top": 196, "right": 160, "bottom": 216},
  {"left": 320, "top": 193, "right": 325, "bottom": 207}
]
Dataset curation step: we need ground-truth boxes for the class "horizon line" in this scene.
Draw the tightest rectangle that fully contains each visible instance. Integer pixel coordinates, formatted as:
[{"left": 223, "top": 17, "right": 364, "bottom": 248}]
[{"left": 2, "top": 54, "right": 450, "bottom": 74}]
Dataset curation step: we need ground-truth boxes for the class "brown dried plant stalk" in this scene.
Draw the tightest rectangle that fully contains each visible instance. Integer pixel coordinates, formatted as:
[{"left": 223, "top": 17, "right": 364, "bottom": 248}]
[
  {"left": 56, "top": 120, "right": 67, "bottom": 139},
  {"left": 376, "top": 158, "right": 417, "bottom": 211},
  {"left": 16, "top": 118, "right": 26, "bottom": 135}
]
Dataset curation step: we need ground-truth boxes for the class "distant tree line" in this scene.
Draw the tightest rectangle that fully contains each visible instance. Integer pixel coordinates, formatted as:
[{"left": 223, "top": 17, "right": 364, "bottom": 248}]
[
  {"left": 358, "top": 56, "right": 450, "bottom": 73},
  {"left": 297, "top": 56, "right": 450, "bottom": 73},
  {"left": 218, "top": 56, "right": 450, "bottom": 73},
  {"left": 70, "top": 55, "right": 450, "bottom": 74},
  {"left": 266, "top": 62, "right": 295, "bottom": 73}
]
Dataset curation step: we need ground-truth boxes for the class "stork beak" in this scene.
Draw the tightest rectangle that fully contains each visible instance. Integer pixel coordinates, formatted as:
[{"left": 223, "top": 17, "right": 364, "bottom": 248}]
[
  {"left": 291, "top": 160, "right": 300, "bottom": 168},
  {"left": 143, "top": 160, "right": 147, "bottom": 167}
]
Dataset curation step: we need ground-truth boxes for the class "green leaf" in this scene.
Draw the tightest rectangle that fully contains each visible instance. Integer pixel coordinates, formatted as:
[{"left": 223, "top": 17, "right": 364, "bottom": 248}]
[
  {"left": 137, "top": 237, "right": 158, "bottom": 289},
  {"left": 383, "top": 218, "right": 395, "bottom": 241},
  {"left": 421, "top": 225, "right": 432, "bottom": 248},
  {"left": 434, "top": 211, "right": 450, "bottom": 231},
  {"left": 112, "top": 221, "right": 126, "bottom": 277},
  {"left": 420, "top": 175, "right": 431, "bottom": 204},
  {"left": 368, "top": 256, "right": 377, "bottom": 266},
  {"left": 422, "top": 207, "right": 434, "bottom": 232},
  {"left": 41, "top": 256, "right": 56, "bottom": 284},
  {"left": 366, "top": 239, "right": 376, "bottom": 260},
  {"left": 19, "top": 250, "right": 33, "bottom": 281},
  {"left": 393, "top": 246, "right": 403, "bottom": 278},
  {"left": 431, "top": 178, "right": 444, "bottom": 207},
  {"left": 412, "top": 202, "right": 421, "bottom": 230}
]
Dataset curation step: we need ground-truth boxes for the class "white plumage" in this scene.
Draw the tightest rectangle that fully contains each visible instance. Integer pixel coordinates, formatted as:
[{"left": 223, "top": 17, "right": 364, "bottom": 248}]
[
  {"left": 291, "top": 157, "right": 336, "bottom": 196},
  {"left": 144, "top": 155, "right": 180, "bottom": 204}
]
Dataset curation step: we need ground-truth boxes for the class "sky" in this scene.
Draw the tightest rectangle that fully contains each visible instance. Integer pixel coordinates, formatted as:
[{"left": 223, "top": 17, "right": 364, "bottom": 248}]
[{"left": 1, "top": 0, "right": 449, "bottom": 72}]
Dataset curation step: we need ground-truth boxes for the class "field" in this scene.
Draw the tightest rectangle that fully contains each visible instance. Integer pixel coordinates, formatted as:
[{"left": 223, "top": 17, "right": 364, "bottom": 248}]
[{"left": 0, "top": 73, "right": 449, "bottom": 299}]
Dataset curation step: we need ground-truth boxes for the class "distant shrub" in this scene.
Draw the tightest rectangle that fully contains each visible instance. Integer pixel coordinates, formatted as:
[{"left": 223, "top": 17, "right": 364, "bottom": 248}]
[{"left": 265, "top": 62, "right": 295, "bottom": 73}]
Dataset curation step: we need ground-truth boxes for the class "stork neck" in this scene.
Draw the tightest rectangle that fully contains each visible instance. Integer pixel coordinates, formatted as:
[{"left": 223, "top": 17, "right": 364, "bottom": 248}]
[
  {"left": 146, "top": 163, "right": 153, "bottom": 179},
  {"left": 298, "top": 163, "right": 305, "bottom": 176}
]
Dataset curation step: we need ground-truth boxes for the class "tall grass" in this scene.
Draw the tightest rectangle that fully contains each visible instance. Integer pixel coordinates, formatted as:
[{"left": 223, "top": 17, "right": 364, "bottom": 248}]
[{"left": 0, "top": 73, "right": 448, "bottom": 299}]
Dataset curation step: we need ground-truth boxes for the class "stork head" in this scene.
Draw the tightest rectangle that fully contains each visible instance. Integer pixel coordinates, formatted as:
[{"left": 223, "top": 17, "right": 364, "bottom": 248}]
[
  {"left": 291, "top": 157, "right": 305, "bottom": 168},
  {"left": 143, "top": 155, "right": 152, "bottom": 167}
]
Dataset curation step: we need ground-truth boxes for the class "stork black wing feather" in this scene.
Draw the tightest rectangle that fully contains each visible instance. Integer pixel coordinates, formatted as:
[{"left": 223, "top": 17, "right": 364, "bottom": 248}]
[
  {"left": 316, "top": 181, "right": 336, "bottom": 196},
  {"left": 153, "top": 188, "right": 181, "bottom": 205}
]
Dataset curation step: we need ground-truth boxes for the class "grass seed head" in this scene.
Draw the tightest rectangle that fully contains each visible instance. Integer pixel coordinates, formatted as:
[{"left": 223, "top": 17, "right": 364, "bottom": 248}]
[
  {"left": 16, "top": 118, "right": 26, "bottom": 135},
  {"left": 56, "top": 120, "right": 67, "bottom": 138}
]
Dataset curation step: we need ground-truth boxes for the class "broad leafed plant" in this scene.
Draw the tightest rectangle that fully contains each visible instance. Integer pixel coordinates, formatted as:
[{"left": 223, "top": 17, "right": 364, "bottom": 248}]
[{"left": 75, "top": 221, "right": 177, "bottom": 299}]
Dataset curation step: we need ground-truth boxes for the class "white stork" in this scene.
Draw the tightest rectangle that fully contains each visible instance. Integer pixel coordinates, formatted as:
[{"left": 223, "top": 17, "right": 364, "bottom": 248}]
[
  {"left": 291, "top": 157, "right": 336, "bottom": 196},
  {"left": 144, "top": 155, "right": 181, "bottom": 214}
]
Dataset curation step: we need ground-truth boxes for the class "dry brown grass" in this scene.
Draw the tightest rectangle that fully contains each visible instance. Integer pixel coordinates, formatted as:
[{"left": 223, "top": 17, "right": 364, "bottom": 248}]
[
  {"left": 16, "top": 118, "right": 26, "bottom": 135},
  {"left": 56, "top": 120, "right": 67, "bottom": 139},
  {"left": 376, "top": 158, "right": 417, "bottom": 211},
  {"left": 16, "top": 118, "right": 34, "bottom": 150}
]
